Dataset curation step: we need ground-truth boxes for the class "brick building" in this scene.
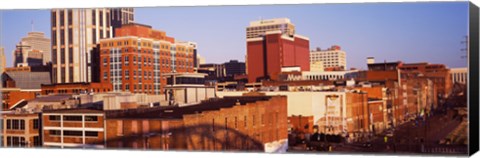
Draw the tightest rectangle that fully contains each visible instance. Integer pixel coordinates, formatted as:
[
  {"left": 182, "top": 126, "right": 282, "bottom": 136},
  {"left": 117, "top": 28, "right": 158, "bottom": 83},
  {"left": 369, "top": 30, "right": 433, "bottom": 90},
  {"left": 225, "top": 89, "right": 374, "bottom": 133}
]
[
  {"left": 399, "top": 63, "right": 451, "bottom": 98},
  {"left": 42, "top": 109, "right": 105, "bottom": 148},
  {"left": 104, "top": 96, "right": 288, "bottom": 152},
  {"left": 246, "top": 18, "right": 310, "bottom": 83},
  {"left": 288, "top": 115, "right": 314, "bottom": 134},
  {"left": 1, "top": 88, "right": 37, "bottom": 110},
  {"left": 41, "top": 82, "right": 112, "bottom": 95},
  {"left": 99, "top": 23, "right": 196, "bottom": 94},
  {"left": 2, "top": 112, "right": 42, "bottom": 147}
]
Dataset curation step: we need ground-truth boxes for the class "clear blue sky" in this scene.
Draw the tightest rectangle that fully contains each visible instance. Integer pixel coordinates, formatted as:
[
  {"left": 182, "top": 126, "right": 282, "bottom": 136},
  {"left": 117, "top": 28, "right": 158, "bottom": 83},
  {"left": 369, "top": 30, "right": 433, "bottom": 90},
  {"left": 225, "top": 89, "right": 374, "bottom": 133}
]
[{"left": 1, "top": 2, "right": 469, "bottom": 69}]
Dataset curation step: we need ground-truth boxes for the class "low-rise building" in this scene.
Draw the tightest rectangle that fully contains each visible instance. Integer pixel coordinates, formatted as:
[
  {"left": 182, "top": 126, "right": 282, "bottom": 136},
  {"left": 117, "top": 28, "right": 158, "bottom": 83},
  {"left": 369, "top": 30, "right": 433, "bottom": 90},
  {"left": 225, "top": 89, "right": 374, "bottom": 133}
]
[
  {"left": 42, "top": 109, "right": 105, "bottom": 148},
  {"left": 41, "top": 82, "right": 113, "bottom": 95},
  {"left": 104, "top": 95, "right": 288, "bottom": 152},
  {"left": 2, "top": 111, "right": 42, "bottom": 148}
]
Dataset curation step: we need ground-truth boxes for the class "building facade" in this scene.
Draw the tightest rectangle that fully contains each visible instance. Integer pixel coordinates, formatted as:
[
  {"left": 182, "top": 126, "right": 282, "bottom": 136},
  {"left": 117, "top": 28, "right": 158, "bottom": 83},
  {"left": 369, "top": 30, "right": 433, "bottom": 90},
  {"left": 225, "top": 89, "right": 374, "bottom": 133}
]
[
  {"left": 246, "top": 30, "right": 310, "bottom": 83},
  {"left": 104, "top": 96, "right": 288, "bottom": 152},
  {"left": 0, "top": 47, "right": 5, "bottom": 74},
  {"left": 246, "top": 18, "right": 295, "bottom": 39},
  {"left": 42, "top": 109, "right": 105, "bottom": 148},
  {"left": 51, "top": 9, "right": 112, "bottom": 84},
  {"left": 2, "top": 112, "right": 42, "bottom": 148},
  {"left": 110, "top": 8, "right": 134, "bottom": 36},
  {"left": 13, "top": 42, "right": 44, "bottom": 67},
  {"left": 224, "top": 60, "right": 246, "bottom": 78},
  {"left": 450, "top": 67, "right": 467, "bottom": 85},
  {"left": 18, "top": 32, "right": 51, "bottom": 65},
  {"left": 310, "top": 45, "right": 347, "bottom": 71},
  {"left": 99, "top": 23, "right": 196, "bottom": 94},
  {"left": 41, "top": 82, "right": 113, "bottom": 95}
]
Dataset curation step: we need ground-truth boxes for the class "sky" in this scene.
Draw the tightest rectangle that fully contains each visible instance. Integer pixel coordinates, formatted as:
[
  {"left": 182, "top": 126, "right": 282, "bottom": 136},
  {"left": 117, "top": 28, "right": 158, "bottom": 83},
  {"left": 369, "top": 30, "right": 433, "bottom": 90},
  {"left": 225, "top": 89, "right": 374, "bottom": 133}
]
[{"left": 0, "top": 2, "right": 469, "bottom": 70}]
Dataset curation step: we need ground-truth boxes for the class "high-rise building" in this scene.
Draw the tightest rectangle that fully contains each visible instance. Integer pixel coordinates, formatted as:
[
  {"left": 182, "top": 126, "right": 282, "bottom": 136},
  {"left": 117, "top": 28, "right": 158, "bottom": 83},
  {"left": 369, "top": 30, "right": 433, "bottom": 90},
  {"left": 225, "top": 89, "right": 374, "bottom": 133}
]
[
  {"left": 19, "top": 32, "right": 51, "bottom": 65},
  {"left": 0, "top": 47, "right": 5, "bottom": 74},
  {"left": 51, "top": 9, "right": 112, "bottom": 83},
  {"left": 99, "top": 23, "right": 196, "bottom": 94},
  {"left": 310, "top": 45, "right": 347, "bottom": 71},
  {"left": 246, "top": 23, "right": 310, "bottom": 83},
  {"left": 13, "top": 42, "right": 44, "bottom": 67},
  {"left": 246, "top": 18, "right": 295, "bottom": 39},
  {"left": 51, "top": 8, "right": 130, "bottom": 84},
  {"left": 110, "top": 8, "right": 134, "bottom": 36}
]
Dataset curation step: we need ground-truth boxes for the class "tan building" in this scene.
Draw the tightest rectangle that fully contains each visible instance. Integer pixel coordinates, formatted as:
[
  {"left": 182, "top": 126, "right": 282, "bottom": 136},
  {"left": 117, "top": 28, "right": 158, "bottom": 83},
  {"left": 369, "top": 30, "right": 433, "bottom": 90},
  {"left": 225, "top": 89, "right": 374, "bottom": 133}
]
[
  {"left": 0, "top": 47, "right": 5, "bottom": 74},
  {"left": 18, "top": 32, "right": 51, "bottom": 65},
  {"left": 51, "top": 9, "right": 112, "bottom": 83},
  {"left": 2, "top": 112, "right": 42, "bottom": 147},
  {"left": 13, "top": 42, "right": 44, "bottom": 67},
  {"left": 310, "top": 46, "right": 347, "bottom": 71},
  {"left": 450, "top": 67, "right": 467, "bottom": 85},
  {"left": 246, "top": 18, "right": 295, "bottom": 39},
  {"left": 217, "top": 91, "right": 371, "bottom": 140}
]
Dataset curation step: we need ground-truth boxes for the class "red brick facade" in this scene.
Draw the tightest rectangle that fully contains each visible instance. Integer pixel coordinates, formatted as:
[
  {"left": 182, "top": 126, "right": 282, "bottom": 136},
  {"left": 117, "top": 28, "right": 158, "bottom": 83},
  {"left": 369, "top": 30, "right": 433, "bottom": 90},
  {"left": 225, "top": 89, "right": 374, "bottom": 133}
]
[
  {"left": 247, "top": 32, "right": 310, "bottom": 83},
  {"left": 99, "top": 23, "right": 195, "bottom": 94},
  {"left": 104, "top": 96, "right": 288, "bottom": 152},
  {"left": 41, "top": 82, "right": 113, "bottom": 95}
]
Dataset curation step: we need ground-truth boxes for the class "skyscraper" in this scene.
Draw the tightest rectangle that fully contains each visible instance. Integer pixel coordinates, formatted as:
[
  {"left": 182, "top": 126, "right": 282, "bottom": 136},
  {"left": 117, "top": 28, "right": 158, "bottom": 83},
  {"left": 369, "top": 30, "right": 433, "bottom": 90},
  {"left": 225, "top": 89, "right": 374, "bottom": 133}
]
[
  {"left": 110, "top": 8, "right": 134, "bottom": 36},
  {"left": 20, "top": 32, "right": 51, "bottom": 65},
  {"left": 51, "top": 9, "right": 113, "bottom": 84},
  {"left": 246, "top": 18, "right": 310, "bottom": 83},
  {"left": 13, "top": 41, "right": 44, "bottom": 67}
]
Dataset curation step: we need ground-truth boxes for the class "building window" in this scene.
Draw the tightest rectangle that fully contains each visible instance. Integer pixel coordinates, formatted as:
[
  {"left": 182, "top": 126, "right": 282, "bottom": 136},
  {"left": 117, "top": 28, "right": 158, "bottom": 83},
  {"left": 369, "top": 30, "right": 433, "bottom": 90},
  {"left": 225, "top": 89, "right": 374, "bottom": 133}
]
[
  {"left": 63, "top": 130, "right": 83, "bottom": 137},
  {"left": 244, "top": 116, "right": 247, "bottom": 127},
  {"left": 85, "top": 131, "right": 99, "bottom": 137},
  {"left": 33, "top": 119, "right": 39, "bottom": 129},
  {"left": 33, "top": 136, "right": 41, "bottom": 147},
  {"left": 63, "top": 116, "right": 82, "bottom": 121},
  {"left": 49, "top": 115, "right": 61, "bottom": 121},
  {"left": 49, "top": 130, "right": 61, "bottom": 136},
  {"left": 85, "top": 116, "right": 98, "bottom": 122}
]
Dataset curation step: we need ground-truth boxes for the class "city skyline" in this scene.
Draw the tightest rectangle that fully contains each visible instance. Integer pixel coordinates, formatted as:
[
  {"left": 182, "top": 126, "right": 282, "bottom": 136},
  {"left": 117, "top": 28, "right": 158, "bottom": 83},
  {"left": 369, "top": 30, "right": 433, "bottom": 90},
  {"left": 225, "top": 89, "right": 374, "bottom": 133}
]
[{"left": 1, "top": 2, "right": 469, "bottom": 69}]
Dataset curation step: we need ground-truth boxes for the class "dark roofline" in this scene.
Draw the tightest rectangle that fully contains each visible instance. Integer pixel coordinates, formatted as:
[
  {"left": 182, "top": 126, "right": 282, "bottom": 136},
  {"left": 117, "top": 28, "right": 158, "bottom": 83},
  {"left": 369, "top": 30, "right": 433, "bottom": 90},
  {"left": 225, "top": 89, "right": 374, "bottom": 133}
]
[
  {"left": 42, "top": 108, "right": 104, "bottom": 114},
  {"left": 105, "top": 96, "right": 278, "bottom": 119},
  {"left": 121, "top": 23, "right": 152, "bottom": 28},
  {"left": 41, "top": 82, "right": 94, "bottom": 86}
]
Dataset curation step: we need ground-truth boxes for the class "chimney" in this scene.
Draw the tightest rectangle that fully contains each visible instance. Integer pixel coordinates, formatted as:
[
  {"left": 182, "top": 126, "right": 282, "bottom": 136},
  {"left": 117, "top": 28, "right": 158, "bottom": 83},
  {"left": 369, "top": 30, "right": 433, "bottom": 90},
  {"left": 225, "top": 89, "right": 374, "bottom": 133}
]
[{"left": 367, "top": 57, "right": 375, "bottom": 64}]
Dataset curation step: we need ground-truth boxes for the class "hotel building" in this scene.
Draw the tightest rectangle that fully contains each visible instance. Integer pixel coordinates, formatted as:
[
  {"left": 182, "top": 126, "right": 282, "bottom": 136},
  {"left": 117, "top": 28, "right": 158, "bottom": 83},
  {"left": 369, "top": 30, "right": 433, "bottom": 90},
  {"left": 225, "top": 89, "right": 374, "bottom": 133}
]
[
  {"left": 246, "top": 18, "right": 310, "bottom": 83},
  {"left": 310, "top": 45, "right": 347, "bottom": 71},
  {"left": 99, "top": 23, "right": 196, "bottom": 94},
  {"left": 246, "top": 18, "right": 295, "bottom": 39}
]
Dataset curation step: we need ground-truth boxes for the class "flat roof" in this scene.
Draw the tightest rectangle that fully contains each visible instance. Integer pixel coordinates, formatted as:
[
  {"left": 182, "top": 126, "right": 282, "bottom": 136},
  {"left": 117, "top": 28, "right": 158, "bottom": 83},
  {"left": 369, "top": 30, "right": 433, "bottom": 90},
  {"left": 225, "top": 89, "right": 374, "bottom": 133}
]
[{"left": 105, "top": 96, "right": 277, "bottom": 119}]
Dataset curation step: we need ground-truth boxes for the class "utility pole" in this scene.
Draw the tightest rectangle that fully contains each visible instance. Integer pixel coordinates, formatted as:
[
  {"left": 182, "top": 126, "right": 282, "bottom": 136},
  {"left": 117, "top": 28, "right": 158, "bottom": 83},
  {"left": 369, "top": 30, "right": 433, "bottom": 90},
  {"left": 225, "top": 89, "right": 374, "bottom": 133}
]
[{"left": 461, "top": 36, "right": 468, "bottom": 59}]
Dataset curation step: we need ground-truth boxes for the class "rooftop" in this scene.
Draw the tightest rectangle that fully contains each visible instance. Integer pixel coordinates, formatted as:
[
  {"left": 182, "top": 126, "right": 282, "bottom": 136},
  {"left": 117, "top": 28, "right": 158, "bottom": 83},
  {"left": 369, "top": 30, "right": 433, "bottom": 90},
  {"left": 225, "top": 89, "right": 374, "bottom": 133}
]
[
  {"left": 3, "top": 71, "right": 51, "bottom": 89},
  {"left": 105, "top": 96, "right": 277, "bottom": 119}
]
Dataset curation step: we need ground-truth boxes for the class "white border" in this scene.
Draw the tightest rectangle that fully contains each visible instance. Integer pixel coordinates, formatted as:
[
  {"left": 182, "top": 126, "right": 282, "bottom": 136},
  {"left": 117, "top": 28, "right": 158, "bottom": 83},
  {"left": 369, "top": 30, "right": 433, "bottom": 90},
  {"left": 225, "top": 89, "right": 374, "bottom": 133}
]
[{"left": 1, "top": 0, "right": 478, "bottom": 158}]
